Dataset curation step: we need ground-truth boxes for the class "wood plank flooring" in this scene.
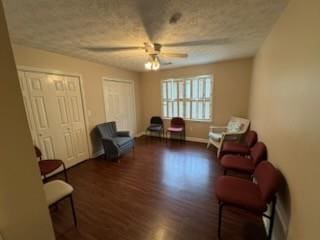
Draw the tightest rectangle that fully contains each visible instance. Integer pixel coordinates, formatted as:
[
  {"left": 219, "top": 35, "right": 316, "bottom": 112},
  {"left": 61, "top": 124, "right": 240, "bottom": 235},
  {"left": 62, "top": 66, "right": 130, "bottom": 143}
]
[{"left": 51, "top": 136, "right": 266, "bottom": 240}]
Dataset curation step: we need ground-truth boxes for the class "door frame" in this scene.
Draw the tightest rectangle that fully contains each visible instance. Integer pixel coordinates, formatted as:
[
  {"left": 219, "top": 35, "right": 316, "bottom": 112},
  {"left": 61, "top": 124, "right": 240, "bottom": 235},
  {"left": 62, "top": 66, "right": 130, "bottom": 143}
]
[
  {"left": 101, "top": 77, "right": 137, "bottom": 136},
  {"left": 17, "top": 65, "right": 92, "bottom": 159}
]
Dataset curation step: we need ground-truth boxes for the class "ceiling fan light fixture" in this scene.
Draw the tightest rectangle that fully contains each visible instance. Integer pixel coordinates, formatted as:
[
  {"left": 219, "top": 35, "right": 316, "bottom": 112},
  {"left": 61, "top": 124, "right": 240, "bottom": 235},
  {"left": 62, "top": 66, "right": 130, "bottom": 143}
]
[
  {"left": 145, "top": 56, "right": 160, "bottom": 71},
  {"left": 144, "top": 61, "right": 152, "bottom": 70}
]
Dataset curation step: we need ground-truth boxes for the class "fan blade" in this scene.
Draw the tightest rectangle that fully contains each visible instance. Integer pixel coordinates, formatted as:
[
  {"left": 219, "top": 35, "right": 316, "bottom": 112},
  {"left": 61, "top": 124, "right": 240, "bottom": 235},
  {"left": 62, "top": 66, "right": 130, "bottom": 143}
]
[
  {"left": 161, "top": 52, "right": 188, "bottom": 58},
  {"left": 162, "top": 38, "right": 231, "bottom": 47},
  {"left": 82, "top": 46, "right": 144, "bottom": 52},
  {"left": 159, "top": 58, "right": 172, "bottom": 66}
]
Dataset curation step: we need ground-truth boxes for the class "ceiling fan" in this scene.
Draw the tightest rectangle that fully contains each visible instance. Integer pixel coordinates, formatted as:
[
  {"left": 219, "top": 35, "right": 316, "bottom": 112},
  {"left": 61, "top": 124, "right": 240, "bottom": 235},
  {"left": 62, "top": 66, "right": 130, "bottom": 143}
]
[
  {"left": 83, "top": 38, "right": 231, "bottom": 70},
  {"left": 83, "top": 42, "right": 187, "bottom": 70}
]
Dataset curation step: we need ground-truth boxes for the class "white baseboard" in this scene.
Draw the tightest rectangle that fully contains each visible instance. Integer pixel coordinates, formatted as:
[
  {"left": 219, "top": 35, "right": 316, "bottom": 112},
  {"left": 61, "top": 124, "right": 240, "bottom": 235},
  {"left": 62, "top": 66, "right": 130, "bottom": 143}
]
[
  {"left": 137, "top": 132, "right": 208, "bottom": 144},
  {"left": 92, "top": 149, "right": 104, "bottom": 158},
  {"left": 135, "top": 132, "right": 145, "bottom": 138},
  {"left": 263, "top": 196, "right": 289, "bottom": 240},
  {"left": 185, "top": 136, "right": 208, "bottom": 143}
]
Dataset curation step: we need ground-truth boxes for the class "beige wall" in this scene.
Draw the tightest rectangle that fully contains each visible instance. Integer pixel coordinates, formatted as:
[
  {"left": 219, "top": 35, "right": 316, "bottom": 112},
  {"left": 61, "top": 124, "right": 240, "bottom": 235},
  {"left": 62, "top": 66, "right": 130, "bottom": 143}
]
[
  {"left": 0, "top": 1, "right": 55, "bottom": 239},
  {"left": 140, "top": 58, "right": 253, "bottom": 139},
  {"left": 249, "top": 0, "right": 320, "bottom": 239},
  {"left": 12, "top": 44, "right": 142, "bottom": 155}
]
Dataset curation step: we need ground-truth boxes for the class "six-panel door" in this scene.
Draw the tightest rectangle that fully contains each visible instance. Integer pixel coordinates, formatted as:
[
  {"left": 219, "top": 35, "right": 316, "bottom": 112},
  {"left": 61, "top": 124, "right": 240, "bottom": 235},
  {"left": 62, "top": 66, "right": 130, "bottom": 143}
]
[{"left": 18, "top": 70, "right": 89, "bottom": 168}]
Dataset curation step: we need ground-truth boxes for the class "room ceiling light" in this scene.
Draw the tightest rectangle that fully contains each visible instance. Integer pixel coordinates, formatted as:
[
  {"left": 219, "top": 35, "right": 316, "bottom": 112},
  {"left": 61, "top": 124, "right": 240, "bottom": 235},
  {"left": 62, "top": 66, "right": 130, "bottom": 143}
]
[{"left": 145, "top": 55, "right": 160, "bottom": 71}]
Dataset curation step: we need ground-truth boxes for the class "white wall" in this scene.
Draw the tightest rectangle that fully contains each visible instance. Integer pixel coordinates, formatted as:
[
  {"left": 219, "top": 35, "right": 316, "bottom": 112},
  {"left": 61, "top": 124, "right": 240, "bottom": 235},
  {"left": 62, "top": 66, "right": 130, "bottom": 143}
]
[{"left": 249, "top": 0, "right": 320, "bottom": 239}]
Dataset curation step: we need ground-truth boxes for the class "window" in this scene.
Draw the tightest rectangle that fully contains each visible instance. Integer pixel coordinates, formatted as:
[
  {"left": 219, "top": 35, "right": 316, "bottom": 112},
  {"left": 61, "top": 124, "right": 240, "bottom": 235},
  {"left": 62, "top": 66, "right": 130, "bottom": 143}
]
[{"left": 162, "top": 75, "right": 213, "bottom": 121}]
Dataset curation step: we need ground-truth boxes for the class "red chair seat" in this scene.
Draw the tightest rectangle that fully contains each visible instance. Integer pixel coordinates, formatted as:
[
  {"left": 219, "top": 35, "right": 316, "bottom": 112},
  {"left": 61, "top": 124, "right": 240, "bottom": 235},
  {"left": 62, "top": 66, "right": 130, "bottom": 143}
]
[
  {"left": 167, "top": 127, "right": 183, "bottom": 132},
  {"left": 221, "top": 155, "right": 255, "bottom": 173},
  {"left": 216, "top": 176, "right": 267, "bottom": 213},
  {"left": 221, "top": 142, "right": 250, "bottom": 156},
  {"left": 38, "top": 160, "right": 63, "bottom": 176}
]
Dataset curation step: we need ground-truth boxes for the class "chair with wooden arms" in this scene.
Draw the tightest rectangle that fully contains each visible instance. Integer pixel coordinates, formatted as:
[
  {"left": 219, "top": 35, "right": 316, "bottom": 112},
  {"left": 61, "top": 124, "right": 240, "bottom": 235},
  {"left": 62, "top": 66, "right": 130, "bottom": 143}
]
[
  {"left": 207, "top": 116, "right": 250, "bottom": 157},
  {"left": 34, "top": 146, "right": 68, "bottom": 182},
  {"left": 216, "top": 161, "right": 282, "bottom": 240},
  {"left": 166, "top": 117, "right": 186, "bottom": 143}
]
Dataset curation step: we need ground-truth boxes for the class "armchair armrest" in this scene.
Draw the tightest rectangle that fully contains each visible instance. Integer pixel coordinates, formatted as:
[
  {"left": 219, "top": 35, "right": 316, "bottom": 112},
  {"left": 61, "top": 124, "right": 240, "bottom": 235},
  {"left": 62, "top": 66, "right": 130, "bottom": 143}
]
[
  {"left": 117, "top": 131, "right": 130, "bottom": 137},
  {"left": 209, "top": 125, "right": 227, "bottom": 130},
  {"left": 101, "top": 137, "right": 119, "bottom": 149},
  {"left": 209, "top": 126, "right": 227, "bottom": 133}
]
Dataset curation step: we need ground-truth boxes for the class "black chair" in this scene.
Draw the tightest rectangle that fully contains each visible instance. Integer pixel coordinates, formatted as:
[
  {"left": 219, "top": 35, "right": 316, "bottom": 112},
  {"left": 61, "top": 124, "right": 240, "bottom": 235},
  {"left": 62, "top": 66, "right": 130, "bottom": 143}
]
[
  {"left": 97, "top": 121, "right": 134, "bottom": 160},
  {"left": 146, "top": 116, "right": 164, "bottom": 139}
]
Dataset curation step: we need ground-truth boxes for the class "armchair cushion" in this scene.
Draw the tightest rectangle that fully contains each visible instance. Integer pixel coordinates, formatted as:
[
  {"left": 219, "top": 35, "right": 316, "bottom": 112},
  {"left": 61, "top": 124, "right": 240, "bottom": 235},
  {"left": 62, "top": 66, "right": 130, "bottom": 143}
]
[
  {"left": 209, "top": 132, "right": 222, "bottom": 141},
  {"left": 227, "top": 121, "right": 242, "bottom": 133},
  {"left": 117, "top": 131, "right": 130, "bottom": 137},
  {"left": 114, "top": 137, "right": 132, "bottom": 147}
]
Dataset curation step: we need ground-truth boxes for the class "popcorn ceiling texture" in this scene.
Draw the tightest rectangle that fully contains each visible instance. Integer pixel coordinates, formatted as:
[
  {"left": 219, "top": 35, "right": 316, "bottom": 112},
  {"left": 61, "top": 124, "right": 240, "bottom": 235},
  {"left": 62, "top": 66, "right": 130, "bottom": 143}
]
[{"left": 3, "top": 0, "right": 287, "bottom": 72}]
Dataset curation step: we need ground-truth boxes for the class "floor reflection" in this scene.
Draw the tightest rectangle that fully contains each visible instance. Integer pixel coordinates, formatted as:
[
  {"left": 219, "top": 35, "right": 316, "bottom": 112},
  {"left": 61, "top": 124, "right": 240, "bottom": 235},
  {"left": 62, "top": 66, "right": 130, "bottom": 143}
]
[{"left": 161, "top": 150, "right": 210, "bottom": 191}]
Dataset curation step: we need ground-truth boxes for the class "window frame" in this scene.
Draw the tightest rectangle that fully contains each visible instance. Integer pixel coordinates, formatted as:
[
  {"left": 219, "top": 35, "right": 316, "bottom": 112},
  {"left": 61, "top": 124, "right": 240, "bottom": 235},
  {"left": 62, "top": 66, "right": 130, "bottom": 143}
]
[{"left": 161, "top": 74, "right": 214, "bottom": 122}]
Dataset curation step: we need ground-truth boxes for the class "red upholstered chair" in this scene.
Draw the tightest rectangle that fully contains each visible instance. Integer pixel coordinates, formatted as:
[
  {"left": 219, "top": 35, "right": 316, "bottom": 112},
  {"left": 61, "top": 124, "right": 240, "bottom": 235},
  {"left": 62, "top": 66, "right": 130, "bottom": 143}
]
[
  {"left": 221, "top": 142, "right": 267, "bottom": 176},
  {"left": 216, "top": 161, "right": 282, "bottom": 240},
  {"left": 35, "top": 146, "right": 68, "bottom": 182},
  {"left": 220, "top": 130, "right": 258, "bottom": 158},
  {"left": 166, "top": 117, "right": 186, "bottom": 143}
]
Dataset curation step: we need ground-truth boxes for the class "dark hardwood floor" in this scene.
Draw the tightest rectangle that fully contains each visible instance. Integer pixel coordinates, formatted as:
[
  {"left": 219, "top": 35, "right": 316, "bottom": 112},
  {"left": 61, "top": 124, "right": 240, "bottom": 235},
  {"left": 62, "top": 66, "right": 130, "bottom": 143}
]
[{"left": 51, "top": 136, "right": 265, "bottom": 240}]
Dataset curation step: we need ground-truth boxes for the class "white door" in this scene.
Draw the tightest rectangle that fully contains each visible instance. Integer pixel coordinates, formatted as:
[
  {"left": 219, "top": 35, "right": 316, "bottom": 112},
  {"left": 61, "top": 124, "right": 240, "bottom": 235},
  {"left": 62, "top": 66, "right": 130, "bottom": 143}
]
[
  {"left": 64, "top": 76, "right": 88, "bottom": 162},
  {"left": 103, "top": 80, "right": 136, "bottom": 136},
  {"left": 24, "top": 71, "right": 61, "bottom": 160},
  {"left": 18, "top": 70, "right": 89, "bottom": 167}
]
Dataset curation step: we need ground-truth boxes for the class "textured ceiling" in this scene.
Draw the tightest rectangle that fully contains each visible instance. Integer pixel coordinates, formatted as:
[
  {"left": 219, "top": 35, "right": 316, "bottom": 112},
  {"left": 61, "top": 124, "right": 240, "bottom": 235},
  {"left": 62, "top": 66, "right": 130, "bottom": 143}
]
[{"left": 3, "top": 0, "right": 287, "bottom": 72}]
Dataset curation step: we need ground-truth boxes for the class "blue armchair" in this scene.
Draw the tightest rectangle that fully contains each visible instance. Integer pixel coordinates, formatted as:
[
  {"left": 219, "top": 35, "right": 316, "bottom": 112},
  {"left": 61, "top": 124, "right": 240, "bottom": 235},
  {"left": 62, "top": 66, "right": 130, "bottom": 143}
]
[{"left": 97, "top": 121, "right": 134, "bottom": 160}]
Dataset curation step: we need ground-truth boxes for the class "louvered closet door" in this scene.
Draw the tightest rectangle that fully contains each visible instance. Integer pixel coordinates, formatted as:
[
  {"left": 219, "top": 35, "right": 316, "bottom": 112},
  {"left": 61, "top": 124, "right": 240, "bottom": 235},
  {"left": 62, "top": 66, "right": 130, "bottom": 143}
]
[{"left": 19, "top": 70, "right": 89, "bottom": 167}]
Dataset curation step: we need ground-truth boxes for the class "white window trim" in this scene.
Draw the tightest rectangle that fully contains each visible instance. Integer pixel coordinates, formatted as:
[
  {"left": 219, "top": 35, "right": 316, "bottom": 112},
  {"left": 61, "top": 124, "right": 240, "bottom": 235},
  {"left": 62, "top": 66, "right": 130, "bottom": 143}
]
[{"left": 161, "top": 74, "right": 214, "bottom": 122}]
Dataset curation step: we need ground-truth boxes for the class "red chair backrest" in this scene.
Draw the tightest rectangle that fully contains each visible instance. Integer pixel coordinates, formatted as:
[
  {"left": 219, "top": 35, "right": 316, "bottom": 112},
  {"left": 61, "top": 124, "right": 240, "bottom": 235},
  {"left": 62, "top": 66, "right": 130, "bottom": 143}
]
[
  {"left": 171, "top": 117, "right": 185, "bottom": 128},
  {"left": 250, "top": 142, "right": 267, "bottom": 166},
  {"left": 254, "top": 161, "right": 282, "bottom": 203},
  {"left": 244, "top": 130, "right": 258, "bottom": 147}
]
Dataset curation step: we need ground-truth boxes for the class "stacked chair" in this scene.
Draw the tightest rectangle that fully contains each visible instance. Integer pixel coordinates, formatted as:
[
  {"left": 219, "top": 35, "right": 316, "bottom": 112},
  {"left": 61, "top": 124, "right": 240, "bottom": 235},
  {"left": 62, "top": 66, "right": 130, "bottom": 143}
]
[{"left": 215, "top": 132, "right": 283, "bottom": 240}]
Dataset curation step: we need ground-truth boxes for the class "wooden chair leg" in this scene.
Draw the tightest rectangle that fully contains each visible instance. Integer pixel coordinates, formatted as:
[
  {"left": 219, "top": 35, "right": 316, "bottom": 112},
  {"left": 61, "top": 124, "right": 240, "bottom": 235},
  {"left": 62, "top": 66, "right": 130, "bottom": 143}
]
[
  {"left": 70, "top": 195, "right": 77, "bottom": 227},
  {"left": 218, "top": 203, "right": 224, "bottom": 239}
]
